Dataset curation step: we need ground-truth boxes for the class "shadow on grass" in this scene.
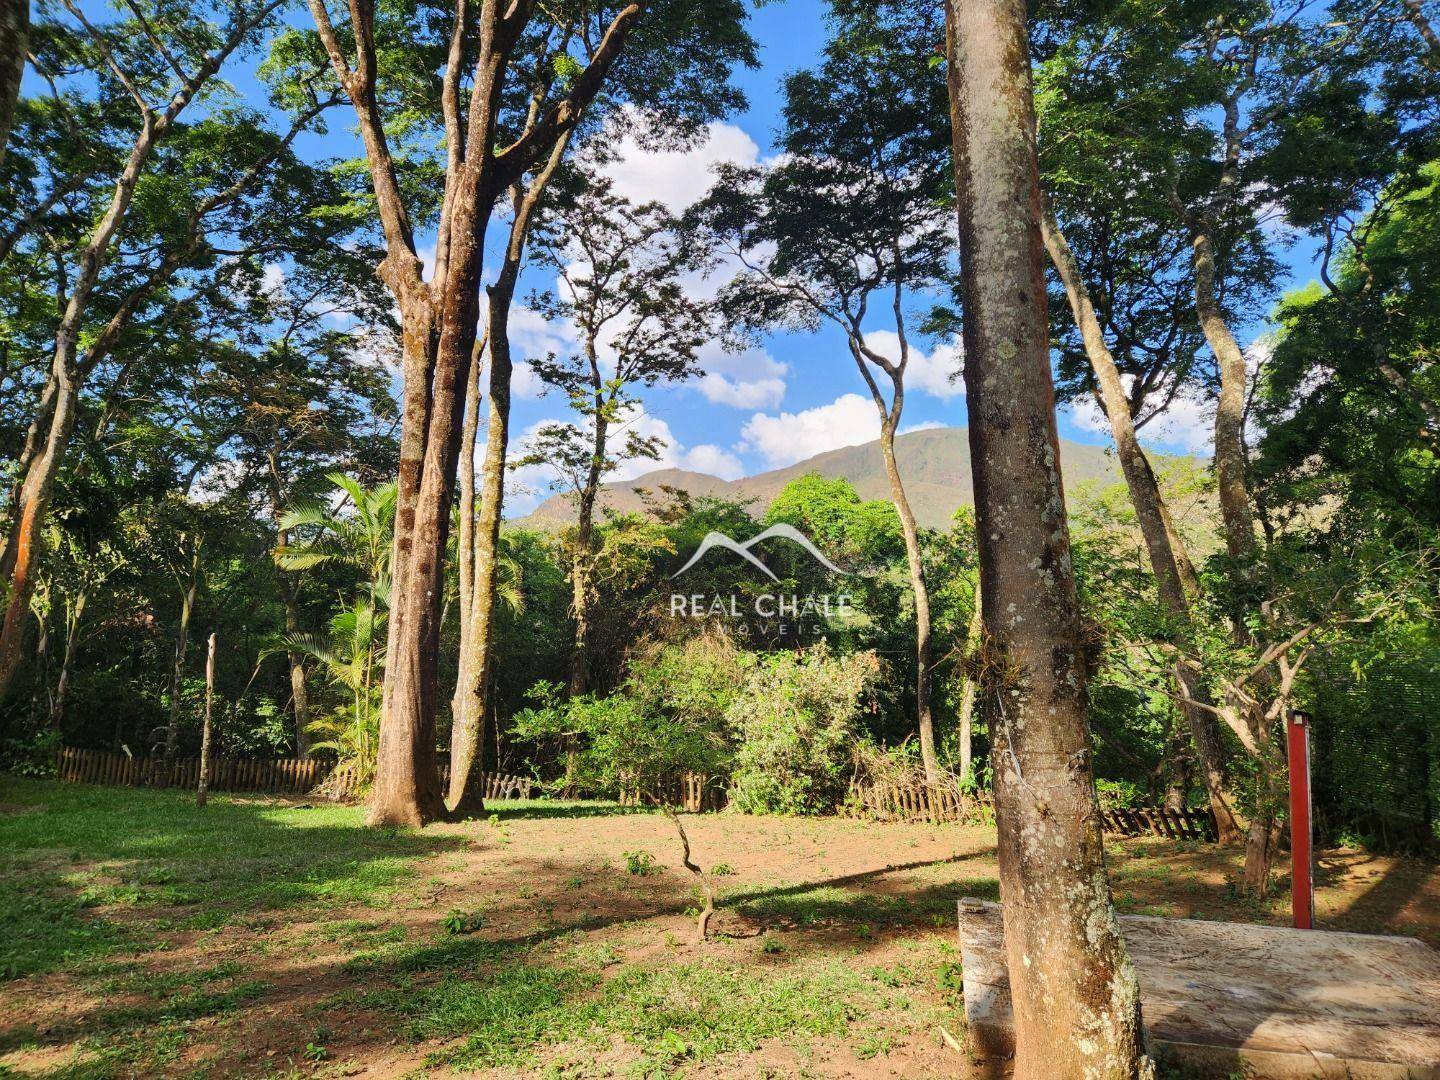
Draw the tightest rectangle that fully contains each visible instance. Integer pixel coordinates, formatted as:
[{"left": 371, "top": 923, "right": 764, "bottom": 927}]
[
  {"left": 482, "top": 799, "right": 656, "bottom": 821},
  {"left": 0, "top": 776, "right": 467, "bottom": 982},
  {"left": 723, "top": 853, "right": 999, "bottom": 930}
]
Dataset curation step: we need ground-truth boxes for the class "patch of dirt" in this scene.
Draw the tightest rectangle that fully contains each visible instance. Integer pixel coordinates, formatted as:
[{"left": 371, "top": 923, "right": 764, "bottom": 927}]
[{"left": 2, "top": 805, "right": 1436, "bottom": 1078}]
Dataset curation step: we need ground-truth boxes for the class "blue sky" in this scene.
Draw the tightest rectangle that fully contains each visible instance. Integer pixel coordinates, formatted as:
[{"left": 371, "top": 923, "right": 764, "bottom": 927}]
[{"left": 194, "top": 0, "right": 1324, "bottom": 515}]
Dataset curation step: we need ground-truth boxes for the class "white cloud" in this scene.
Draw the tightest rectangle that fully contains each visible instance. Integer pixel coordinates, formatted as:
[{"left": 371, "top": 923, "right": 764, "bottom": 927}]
[
  {"left": 510, "top": 361, "right": 545, "bottom": 400},
  {"left": 507, "top": 304, "right": 576, "bottom": 360},
  {"left": 860, "top": 331, "right": 966, "bottom": 401},
  {"left": 692, "top": 340, "right": 788, "bottom": 409},
  {"left": 261, "top": 263, "right": 286, "bottom": 295},
  {"left": 899, "top": 419, "right": 944, "bottom": 435},
  {"left": 508, "top": 404, "right": 747, "bottom": 515},
  {"left": 676, "top": 443, "right": 745, "bottom": 480},
  {"left": 1064, "top": 375, "right": 1215, "bottom": 456},
  {"left": 597, "top": 113, "right": 763, "bottom": 214},
  {"left": 738, "top": 393, "right": 883, "bottom": 470}
]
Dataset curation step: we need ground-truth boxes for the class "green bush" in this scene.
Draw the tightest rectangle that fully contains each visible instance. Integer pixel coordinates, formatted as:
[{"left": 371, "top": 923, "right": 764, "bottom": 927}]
[
  {"left": 513, "top": 635, "right": 745, "bottom": 804},
  {"left": 727, "top": 645, "right": 881, "bottom": 815}
]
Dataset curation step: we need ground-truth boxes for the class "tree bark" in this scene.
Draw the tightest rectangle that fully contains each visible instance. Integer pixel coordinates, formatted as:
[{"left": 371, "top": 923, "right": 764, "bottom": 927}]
[
  {"left": 1402, "top": 0, "right": 1440, "bottom": 69},
  {"left": 946, "top": 0, "right": 1151, "bottom": 1074},
  {"left": 568, "top": 406, "right": 606, "bottom": 698},
  {"left": 1042, "top": 206, "right": 1241, "bottom": 845},
  {"left": 957, "top": 576, "right": 981, "bottom": 784},
  {"left": 164, "top": 544, "right": 201, "bottom": 764},
  {"left": 306, "top": 0, "right": 643, "bottom": 826},
  {"left": 284, "top": 596, "right": 311, "bottom": 759},
  {"left": 1190, "top": 230, "right": 1259, "bottom": 565},
  {"left": 49, "top": 589, "right": 85, "bottom": 731},
  {"left": 448, "top": 326, "right": 489, "bottom": 818},
  {"left": 197, "top": 632, "right": 216, "bottom": 807},
  {"left": 449, "top": 134, "right": 568, "bottom": 815},
  {"left": 878, "top": 419, "right": 940, "bottom": 788},
  {"left": 0, "top": 0, "right": 26, "bottom": 165}
]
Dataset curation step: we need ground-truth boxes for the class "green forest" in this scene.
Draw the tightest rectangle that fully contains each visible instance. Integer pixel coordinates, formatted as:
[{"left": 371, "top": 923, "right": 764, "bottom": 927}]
[{"left": 1, "top": 0, "right": 1438, "bottom": 1074}]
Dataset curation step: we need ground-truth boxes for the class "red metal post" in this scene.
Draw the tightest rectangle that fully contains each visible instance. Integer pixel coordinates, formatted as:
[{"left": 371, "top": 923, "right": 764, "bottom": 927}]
[{"left": 1287, "top": 709, "right": 1314, "bottom": 930}]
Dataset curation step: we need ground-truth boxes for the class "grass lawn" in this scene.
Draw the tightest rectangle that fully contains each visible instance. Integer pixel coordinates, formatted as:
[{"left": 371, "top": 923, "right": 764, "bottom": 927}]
[{"left": 1, "top": 777, "right": 1437, "bottom": 1078}]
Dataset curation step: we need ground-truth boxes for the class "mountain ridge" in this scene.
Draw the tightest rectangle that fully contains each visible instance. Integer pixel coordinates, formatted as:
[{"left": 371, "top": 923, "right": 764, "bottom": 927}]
[{"left": 516, "top": 425, "right": 1197, "bottom": 530}]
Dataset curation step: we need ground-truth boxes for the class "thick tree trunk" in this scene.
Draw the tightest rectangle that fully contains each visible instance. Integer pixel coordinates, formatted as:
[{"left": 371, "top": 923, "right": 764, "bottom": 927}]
[
  {"left": 1043, "top": 207, "right": 1241, "bottom": 845},
  {"left": 0, "top": 0, "right": 26, "bottom": 165},
  {"left": 946, "top": 0, "right": 1152, "bottom": 1074},
  {"left": 0, "top": 372, "right": 79, "bottom": 698},
  {"left": 877, "top": 422, "right": 939, "bottom": 788},
  {"left": 450, "top": 130, "right": 571, "bottom": 815},
  {"left": 371, "top": 290, "right": 474, "bottom": 827}
]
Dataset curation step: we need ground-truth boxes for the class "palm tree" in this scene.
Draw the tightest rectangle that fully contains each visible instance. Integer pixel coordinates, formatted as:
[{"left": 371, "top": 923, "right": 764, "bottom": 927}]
[
  {"left": 275, "top": 473, "right": 397, "bottom": 592},
  {"left": 282, "top": 584, "right": 388, "bottom": 792},
  {"left": 273, "top": 474, "right": 396, "bottom": 791}
]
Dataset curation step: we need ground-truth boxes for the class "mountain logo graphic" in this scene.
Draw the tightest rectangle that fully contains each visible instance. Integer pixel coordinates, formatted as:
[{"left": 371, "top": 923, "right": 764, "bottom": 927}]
[{"left": 670, "top": 524, "right": 848, "bottom": 582}]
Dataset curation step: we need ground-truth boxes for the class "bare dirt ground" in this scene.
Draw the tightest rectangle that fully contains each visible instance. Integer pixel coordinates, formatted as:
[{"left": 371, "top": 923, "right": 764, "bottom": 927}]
[{"left": 1, "top": 788, "right": 1437, "bottom": 1079}]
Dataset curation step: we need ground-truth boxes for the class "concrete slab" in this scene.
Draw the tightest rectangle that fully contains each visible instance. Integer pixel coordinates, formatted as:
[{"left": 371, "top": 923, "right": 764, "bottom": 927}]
[{"left": 957, "top": 898, "right": 1440, "bottom": 1078}]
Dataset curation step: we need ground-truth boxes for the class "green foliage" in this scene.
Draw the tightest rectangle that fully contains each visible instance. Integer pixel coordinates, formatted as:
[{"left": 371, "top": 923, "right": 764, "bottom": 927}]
[
  {"left": 622, "top": 850, "right": 658, "bottom": 877},
  {"left": 443, "top": 908, "right": 486, "bottom": 935},
  {"left": 728, "top": 645, "right": 882, "bottom": 815}
]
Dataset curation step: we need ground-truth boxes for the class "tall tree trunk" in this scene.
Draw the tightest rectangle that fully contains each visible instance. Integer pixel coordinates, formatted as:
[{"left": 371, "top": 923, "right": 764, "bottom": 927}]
[
  {"left": 946, "top": 0, "right": 1151, "bottom": 1074},
  {"left": 285, "top": 599, "right": 311, "bottom": 759},
  {"left": 307, "top": 0, "right": 643, "bottom": 827},
  {"left": 164, "top": 545, "right": 201, "bottom": 764},
  {"left": 49, "top": 589, "right": 85, "bottom": 731},
  {"left": 371, "top": 286, "right": 474, "bottom": 827},
  {"left": 449, "top": 124, "right": 568, "bottom": 812},
  {"left": 957, "top": 576, "right": 982, "bottom": 784},
  {"left": 448, "top": 325, "right": 488, "bottom": 817},
  {"left": 0, "top": 0, "right": 26, "bottom": 165},
  {"left": 1190, "top": 230, "right": 1259, "bottom": 565},
  {"left": 1043, "top": 206, "right": 1241, "bottom": 845},
  {"left": 268, "top": 455, "right": 312, "bottom": 759},
  {"left": 877, "top": 420, "right": 939, "bottom": 788},
  {"left": 568, "top": 380, "right": 606, "bottom": 699},
  {"left": 197, "top": 632, "right": 216, "bottom": 808}
]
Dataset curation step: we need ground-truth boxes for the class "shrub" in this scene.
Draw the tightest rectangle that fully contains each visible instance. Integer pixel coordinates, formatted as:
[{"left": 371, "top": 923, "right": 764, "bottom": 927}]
[{"left": 727, "top": 645, "right": 881, "bottom": 815}]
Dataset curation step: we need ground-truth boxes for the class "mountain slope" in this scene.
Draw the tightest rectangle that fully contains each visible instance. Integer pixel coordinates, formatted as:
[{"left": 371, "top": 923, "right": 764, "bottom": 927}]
[{"left": 519, "top": 425, "right": 1168, "bottom": 530}]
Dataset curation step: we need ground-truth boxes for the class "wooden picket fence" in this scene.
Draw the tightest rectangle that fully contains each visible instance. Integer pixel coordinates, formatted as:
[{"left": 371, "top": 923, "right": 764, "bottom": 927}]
[
  {"left": 54, "top": 746, "right": 1215, "bottom": 839},
  {"left": 320, "top": 761, "right": 534, "bottom": 802},
  {"left": 55, "top": 746, "right": 535, "bottom": 803},
  {"left": 844, "top": 778, "right": 1218, "bottom": 842},
  {"left": 843, "top": 779, "right": 989, "bottom": 825},
  {"left": 57, "top": 746, "right": 327, "bottom": 793},
  {"left": 618, "top": 773, "right": 727, "bottom": 813},
  {"left": 1097, "top": 803, "right": 1218, "bottom": 842}
]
